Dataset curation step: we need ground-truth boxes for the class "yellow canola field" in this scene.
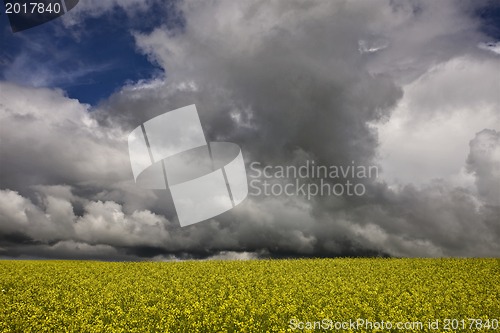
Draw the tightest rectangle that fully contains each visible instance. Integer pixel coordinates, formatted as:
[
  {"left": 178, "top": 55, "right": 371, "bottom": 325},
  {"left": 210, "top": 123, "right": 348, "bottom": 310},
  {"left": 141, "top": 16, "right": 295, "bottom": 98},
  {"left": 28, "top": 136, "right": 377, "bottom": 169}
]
[{"left": 0, "top": 258, "right": 499, "bottom": 332}]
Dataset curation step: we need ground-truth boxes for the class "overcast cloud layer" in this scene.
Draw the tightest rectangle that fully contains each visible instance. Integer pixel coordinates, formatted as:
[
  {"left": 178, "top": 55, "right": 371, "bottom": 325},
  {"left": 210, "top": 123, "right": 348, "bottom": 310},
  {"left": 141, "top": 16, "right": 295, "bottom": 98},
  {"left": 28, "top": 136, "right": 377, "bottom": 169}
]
[{"left": 1, "top": 0, "right": 499, "bottom": 260}]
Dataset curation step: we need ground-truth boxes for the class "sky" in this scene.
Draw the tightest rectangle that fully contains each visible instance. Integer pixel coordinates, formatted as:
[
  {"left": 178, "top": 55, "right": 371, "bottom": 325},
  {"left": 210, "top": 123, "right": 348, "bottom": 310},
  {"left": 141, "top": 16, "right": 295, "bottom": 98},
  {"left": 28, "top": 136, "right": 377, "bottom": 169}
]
[{"left": 0, "top": 0, "right": 499, "bottom": 260}]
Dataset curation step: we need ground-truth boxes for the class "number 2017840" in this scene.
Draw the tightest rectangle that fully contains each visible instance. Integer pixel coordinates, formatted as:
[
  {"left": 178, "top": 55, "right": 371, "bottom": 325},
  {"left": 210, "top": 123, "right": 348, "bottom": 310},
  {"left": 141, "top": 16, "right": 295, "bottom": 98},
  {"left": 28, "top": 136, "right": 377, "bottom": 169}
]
[{"left": 5, "top": 2, "right": 61, "bottom": 14}]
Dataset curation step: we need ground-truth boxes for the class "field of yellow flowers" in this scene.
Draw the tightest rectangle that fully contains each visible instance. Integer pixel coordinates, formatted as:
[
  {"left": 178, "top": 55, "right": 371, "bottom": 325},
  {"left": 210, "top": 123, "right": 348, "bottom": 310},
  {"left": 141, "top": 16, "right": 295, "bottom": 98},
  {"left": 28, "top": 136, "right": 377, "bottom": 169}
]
[{"left": 0, "top": 258, "right": 499, "bottom": 332}]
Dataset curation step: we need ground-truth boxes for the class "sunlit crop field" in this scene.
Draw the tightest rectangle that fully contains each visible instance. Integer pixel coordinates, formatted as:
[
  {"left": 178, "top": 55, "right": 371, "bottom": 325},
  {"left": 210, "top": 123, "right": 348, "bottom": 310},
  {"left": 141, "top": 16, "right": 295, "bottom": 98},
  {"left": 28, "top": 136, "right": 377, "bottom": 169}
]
[{"left": 0, "top": 259, "right": 499, "bottom": 332}]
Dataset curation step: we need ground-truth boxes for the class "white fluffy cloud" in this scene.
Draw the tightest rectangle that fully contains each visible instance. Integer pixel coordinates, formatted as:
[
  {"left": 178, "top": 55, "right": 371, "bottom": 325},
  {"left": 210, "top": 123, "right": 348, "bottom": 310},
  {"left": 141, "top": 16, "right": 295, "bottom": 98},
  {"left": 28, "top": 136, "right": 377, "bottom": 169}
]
[
  {"left": 0, "top": 82, "right": 130, "bottom": 191},
  {"left": 375, "top": 56, "right": 500, "bottom": 186},
  {"left": 467, "top": 129, "right": 500, "bottom": 206},
  {"left": 0, "top": 188, "right": 171, "bottom": 247}
]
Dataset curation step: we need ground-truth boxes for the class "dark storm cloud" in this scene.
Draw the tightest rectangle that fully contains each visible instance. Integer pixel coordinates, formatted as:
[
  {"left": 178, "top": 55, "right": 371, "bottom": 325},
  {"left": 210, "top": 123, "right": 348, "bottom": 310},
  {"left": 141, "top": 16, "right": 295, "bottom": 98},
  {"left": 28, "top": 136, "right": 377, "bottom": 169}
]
[{"left": 1, "top": 0, "right": 499, "bottom": 259}]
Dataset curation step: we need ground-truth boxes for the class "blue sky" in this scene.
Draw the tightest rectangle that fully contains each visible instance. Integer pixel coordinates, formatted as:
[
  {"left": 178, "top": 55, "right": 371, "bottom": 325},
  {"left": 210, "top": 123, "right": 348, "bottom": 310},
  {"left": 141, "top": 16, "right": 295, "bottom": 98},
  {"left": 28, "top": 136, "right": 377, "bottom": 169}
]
[{"left": 0, "top": 1, "right": 182, "bottom": 105}]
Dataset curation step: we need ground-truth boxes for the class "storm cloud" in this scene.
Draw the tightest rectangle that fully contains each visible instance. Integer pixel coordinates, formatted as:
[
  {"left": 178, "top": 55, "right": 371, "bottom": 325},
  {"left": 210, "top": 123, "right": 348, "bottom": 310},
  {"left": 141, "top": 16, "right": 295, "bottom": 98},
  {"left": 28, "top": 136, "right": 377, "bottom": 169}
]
[{"left": 1, "top": 0, "right": 499, "bottom": 259}]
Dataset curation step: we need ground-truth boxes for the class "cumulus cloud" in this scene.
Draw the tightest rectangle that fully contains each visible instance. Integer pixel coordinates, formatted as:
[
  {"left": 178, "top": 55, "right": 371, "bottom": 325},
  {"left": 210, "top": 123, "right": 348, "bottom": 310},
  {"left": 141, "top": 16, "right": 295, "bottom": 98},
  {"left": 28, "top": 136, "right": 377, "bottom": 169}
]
[
  {"left": 0, "top": 82, "right": 130, "bottom": 193},
  {"left": 0, "top": 188, "right": 170, "bottom": 246},
  {"left": 1, "top": 0, "right": 499, "bottom": 259},
  {"left": 467, "top": 129, "right": 500, "bottom": 206},
  {"left": 375, "top": 56, "right": 500, "bottom": 186}
]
